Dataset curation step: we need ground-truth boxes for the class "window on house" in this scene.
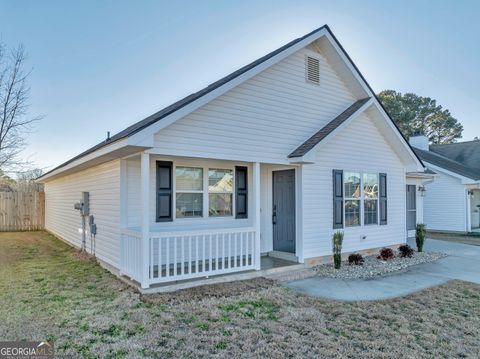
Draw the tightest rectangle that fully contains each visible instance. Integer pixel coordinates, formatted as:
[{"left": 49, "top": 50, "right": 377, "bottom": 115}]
[
  {"left": 344, "top": 172, "right": 361, "bottom": 226},
  {"left": 363, "top": 173, "right": 378, "bottom": 225},
  {"left": 208, "top": 169, "right": 233, "bottom": 217},
  {"left": 175, "top": 167, "right": 203, "bottom": 218},
  {"left": 333, "top": 170, "right": 387, "bottom": 229}
]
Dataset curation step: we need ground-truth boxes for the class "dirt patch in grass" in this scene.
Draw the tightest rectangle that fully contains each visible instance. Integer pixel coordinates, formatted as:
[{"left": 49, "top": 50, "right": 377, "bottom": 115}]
[
  {"left": 142, "top": 277, "right": 275, "bottom": 305},
  {"left": 1, "top": 231, "right": 479, "bottom": 358}
]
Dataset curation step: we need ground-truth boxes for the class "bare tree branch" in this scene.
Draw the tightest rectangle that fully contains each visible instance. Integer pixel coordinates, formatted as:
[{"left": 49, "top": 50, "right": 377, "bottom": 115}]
[{"left": 0, "top": 43, "right": 40, "bottom": 171}]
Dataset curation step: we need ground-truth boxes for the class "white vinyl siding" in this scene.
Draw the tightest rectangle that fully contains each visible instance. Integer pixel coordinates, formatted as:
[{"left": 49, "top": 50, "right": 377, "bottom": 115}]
[
  {"left": 423, "top": 169, "right": 467, "bottom": 232},
  {"left": 153, "top": 47, "right": 355, "bottom": 163},
  {"left": 301, "top": 113, "right": 407, "bottom": 258},
  {"left": 44, "top": 160, "right": 121, "bottom": 268}
]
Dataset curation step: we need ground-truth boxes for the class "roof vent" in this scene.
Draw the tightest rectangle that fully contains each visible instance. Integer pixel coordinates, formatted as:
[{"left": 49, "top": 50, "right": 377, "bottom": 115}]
[{"left": 306, "top": 55, "right": 320, "bottom": 84}]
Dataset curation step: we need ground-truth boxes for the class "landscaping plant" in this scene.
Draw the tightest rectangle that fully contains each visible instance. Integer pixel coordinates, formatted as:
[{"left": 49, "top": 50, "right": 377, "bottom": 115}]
[
  {"left": 377, "top": 247, "right": 394, "bottom": 260},
  {"left": 398, "top": 244, "right": 414, "bottom": 258},
  {"left": 348, "top": 253, "right": 364, "bottom": 265},
  {"left": 416, "top": 223, "right": 426, "bottom": 252},
  {"left": 332, "top": 231, "right": 344, "bottom": 269}
]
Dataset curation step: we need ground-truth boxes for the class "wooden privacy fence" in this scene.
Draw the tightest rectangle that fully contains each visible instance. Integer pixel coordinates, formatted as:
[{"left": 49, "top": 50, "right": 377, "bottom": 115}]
[{"left": 0, "top": 191, "right": 45, "bottom": 231}]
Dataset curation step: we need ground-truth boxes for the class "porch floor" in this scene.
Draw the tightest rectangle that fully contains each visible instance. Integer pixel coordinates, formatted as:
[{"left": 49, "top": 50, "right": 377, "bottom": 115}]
[
  {"left": 261, "top": 256, "right": 298, "bottom": 270},
  {"left": 129, "top": 256, "right": 304, "bottom": 294}
]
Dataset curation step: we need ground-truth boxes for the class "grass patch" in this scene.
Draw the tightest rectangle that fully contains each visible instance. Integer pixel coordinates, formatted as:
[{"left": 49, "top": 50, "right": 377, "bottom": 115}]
[
  {"left": 219, "top": 298, "right": 279, "bottom": 320},
  {"left": 1, "top": 231, "right": 479, "bottom": 358}
]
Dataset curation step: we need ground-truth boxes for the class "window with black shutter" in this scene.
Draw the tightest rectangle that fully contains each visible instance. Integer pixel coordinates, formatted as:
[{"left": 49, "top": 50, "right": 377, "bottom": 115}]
[
  {"left": 333, "top": 170, "right": 344, "bottom": 228},
  {"left": 235, "top": 166, "right": 248, "bottom": 219},
  {"left": 379, "top": 173, "right": 387, "bottom": 225},
  {"left": 156, "top": 161, "right": 173, "bottom": 222}
]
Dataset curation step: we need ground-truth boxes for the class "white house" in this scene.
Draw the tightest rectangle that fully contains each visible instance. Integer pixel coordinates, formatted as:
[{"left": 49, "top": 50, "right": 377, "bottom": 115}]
[
  {"left": 38, "top": 25, "right": 430, "bottom": 289},
  {"left": 410, "top": 134, "right": 480, "bottom": 233}
]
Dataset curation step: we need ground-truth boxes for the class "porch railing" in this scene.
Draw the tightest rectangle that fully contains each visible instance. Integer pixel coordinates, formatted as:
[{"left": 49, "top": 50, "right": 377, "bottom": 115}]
[
  {"left": 120, "top": 228, "right": 257, "bottom": 286},
  {"left": 120, "top": 229, "right": 142, "bottom": 282}
]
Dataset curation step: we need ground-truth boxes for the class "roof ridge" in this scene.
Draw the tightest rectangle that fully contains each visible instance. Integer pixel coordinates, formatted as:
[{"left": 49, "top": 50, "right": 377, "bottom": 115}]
[
  {"left": 414, "top": 147, "right": 480, "bottom": 180},
  {"left": 430, "top": 139, "right": 480, "bottom": 147}
]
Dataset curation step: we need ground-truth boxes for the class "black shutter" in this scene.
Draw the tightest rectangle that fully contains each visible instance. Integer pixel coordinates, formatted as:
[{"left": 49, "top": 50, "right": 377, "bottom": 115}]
[
  {"left": 235, "top": 166, "right": 248, "bottom": 219},
  {"left": 333, "top": 170, "right": 343, "bottom": 229},
  {"left": 379, "top": 173, "right": 387, "bottom": 225},
  {"left": 156, "top": 161, "right": 173, "bottom": 222}
]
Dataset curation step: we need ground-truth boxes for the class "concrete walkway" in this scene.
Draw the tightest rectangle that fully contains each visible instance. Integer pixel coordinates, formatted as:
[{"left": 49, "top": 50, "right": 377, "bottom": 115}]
[{"left": 284, "top": 239, "right": 480, "bottom": 301}]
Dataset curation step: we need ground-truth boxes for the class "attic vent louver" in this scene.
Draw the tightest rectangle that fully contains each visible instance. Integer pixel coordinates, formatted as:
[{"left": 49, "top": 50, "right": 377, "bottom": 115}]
[{"left": 306, "top": 55, "right": 320, "bottom": 84}]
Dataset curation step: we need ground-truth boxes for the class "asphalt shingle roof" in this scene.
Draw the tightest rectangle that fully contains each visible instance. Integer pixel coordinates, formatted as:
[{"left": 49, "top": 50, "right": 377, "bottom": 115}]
[
  {"left": 430, "top": 140, "right": 480, "bottom": 169},
  {"left": 40, "top": 24, "right": 423, "bottom": 179},
  {"left": 288, "top": 98, "right": 371, "bottom": 158},
  {"left": 414, "top": 147, "right": 480, "bottom": 180},
  {"left": 41, "top": 25, "right": 330, "bottom": 177}
]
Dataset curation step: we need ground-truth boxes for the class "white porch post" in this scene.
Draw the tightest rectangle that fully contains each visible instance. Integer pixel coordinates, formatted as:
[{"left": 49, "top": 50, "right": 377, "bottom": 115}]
[
  {"left": 140, "top": 152, "right": 150, "bottom": 289},
  {"left": 253, "top": 162, "right": 261, "bottom": 270},
  {"left": 466, "top": 189, "right": 472, "bottom": 233},
  {"left": 119, "top": 159, "right": 127, "bottom": 276}
]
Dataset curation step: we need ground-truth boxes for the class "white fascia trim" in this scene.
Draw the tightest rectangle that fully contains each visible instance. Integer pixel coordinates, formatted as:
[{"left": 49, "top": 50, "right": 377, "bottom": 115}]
[
  {"left": 371, "top": 102, "right": 424, "bottom": 170},
  {"left": 324, "top": 31, "right": 424, "bottom": 171},
  {"left": 323, "top": 32, "right": 372, "bottom": 96},
  {"left": 423, "top": 161, "right": 478, "bottom": 185},
  {"left": 37, "top": 138, "right": 129, "bottom": 182},
  {"left": 127, "top": 28, "right": 329, "bottom": 147},
  {"left": 288, "top": 98, "right": 374, "bottom": 164}
]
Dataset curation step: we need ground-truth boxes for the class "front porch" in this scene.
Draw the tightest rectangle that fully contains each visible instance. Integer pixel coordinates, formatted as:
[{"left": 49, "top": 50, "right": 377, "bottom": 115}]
[{"left": 118, "top": 153, "right": 302, "bottom": 289}]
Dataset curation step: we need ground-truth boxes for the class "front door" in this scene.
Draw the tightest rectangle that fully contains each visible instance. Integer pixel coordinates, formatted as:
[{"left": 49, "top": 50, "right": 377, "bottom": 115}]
[
  {"left": 272, "top": 169, "right": 296, "bottom": 253},
  {"left": 406, "top": 185, "right": 416, "bottom": 237}
]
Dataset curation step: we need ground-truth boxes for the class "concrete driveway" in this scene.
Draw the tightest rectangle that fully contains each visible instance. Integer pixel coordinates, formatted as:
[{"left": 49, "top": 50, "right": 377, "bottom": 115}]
[{"left": 284, "top": 239, "right": 480, "bottom": 301}]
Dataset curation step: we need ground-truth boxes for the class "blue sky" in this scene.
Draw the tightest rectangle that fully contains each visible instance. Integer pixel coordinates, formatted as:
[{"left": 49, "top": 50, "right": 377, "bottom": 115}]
[{"left": 1, "top": 0, "right": 479, "bottom": 171}]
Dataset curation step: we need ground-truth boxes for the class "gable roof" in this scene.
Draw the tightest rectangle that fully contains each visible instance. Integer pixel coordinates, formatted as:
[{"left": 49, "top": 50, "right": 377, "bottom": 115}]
[
  {"left": 414, "top": 148, "right": 480, "bottom": 180},
  {"left": 39, "top": 25, "right": 329, "bottom": 179},
  {"left": 39, "top": 24, "right": 423, "bottom": 181},
  {"left": 288, "top": 97, "right": 370, "bottom": 158},
  {"left": 430, "top": 140, "right": 480, "bottom": 169}
]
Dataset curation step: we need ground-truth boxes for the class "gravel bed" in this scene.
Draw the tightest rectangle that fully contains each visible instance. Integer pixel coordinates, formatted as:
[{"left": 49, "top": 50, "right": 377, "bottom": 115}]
[{"left": 314, "top": 251, "right": 447, "bottom": 280}]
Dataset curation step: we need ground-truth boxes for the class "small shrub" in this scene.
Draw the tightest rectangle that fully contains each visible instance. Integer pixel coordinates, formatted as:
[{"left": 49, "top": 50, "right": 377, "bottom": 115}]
[
  {"left": 377, "top": 247, "right": 394, "bottom": 260},
  {"left": 416, "top": 223, "right": 426, "bottom": 252},
  {"left": 398, "top": 244, "right": 414, "bottom": 258},
  {"left": 332, "top": 231, "right": 344, "bottom": 269},
  {"left": 348, "top": 253, "right": 364, "bottom": 265}
]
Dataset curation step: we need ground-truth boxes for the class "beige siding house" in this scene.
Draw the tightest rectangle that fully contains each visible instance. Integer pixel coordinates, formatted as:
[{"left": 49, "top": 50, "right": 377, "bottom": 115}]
[{"left": 38, "top": 25, "right": 430, "bottom": 290}]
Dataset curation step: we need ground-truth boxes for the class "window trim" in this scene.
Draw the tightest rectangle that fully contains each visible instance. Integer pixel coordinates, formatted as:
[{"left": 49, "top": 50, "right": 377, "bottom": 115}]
[
  {"left": 175, "top": 166, "right": 204, "bottom": 218},
  {"left": 208, "top": 168, "right": 234, "bottom": 217},
  {"left": 171, "top": 163, "right": 240, "bottom": 220},
  {"left": 342, "top": 171, "right": 381, "bottom": 228}
]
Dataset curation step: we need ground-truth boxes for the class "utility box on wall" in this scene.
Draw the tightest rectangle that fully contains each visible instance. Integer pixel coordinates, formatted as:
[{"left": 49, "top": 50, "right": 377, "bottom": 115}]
[
  {"left": 81, "top": 192, "right": 90, "bottom": 216},
  {"left": 74, "top": 191, "right": 90, "bottom": 216}
]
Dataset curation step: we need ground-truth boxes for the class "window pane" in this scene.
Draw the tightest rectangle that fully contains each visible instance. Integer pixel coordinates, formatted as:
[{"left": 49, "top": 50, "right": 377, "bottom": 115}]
[
  {"left": 208, "top": 169, "right": 233, "bottom": 192},
  {"left": 176, "top": 193, "right": 203, "bottom": 217},
  {"left": 364, "top": 173, "right": 378, "bottom": 199},
  {"left": 344, "top": 172, "right": 360, "bottom": 198},
  {"left": 364, "top": 199, "right": 378, "bottom": 225},
  {"left": 176, "top": 167, "right": 203, "bottom": 191},
  {"left": 209, "top": 193, "right": 232, "bottom": 217},
  {"left": 345, "top": 200, "right": 360, "bottom": 226}
]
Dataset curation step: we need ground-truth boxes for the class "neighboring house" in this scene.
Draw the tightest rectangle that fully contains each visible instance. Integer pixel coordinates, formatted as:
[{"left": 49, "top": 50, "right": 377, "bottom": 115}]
[
  {"left": 410, "top": 135, "right": 480, "bottom": 233},
  {"left": 37, "top": 25, "right": 430, "bottom": 289}
]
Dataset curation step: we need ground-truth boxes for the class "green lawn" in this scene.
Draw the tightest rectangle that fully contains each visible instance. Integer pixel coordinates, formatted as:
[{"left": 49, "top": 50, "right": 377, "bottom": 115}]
[{"left": 1, "top": 231, "right": 479, "bottom": 358}]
